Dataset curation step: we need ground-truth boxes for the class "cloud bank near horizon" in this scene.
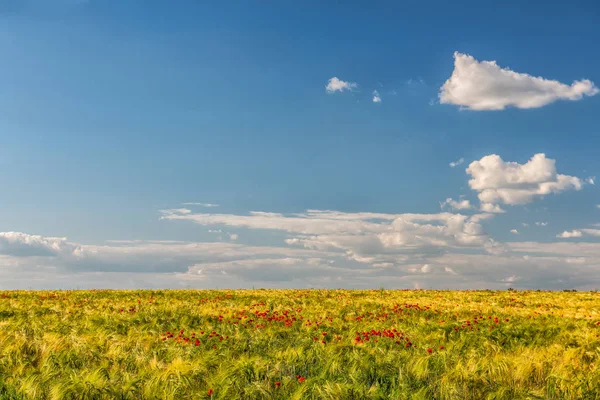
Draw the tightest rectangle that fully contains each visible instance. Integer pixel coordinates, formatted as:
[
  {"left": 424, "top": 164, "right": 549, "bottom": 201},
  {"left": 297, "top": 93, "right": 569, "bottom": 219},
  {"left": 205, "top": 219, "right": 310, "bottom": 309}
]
[{"left": 0, "top": 152, "right": 597, "bottom": 290}]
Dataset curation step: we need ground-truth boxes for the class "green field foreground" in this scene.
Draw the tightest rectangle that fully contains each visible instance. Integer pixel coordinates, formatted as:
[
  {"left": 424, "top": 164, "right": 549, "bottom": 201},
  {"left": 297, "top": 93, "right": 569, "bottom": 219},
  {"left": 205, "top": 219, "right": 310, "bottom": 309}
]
[{"left": 1, "top": 289, "right": 599, "bottom": 399}]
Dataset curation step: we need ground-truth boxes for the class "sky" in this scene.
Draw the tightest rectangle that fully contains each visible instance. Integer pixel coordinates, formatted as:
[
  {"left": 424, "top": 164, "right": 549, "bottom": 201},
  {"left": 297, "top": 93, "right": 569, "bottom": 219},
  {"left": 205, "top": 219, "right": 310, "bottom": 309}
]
[{"left": 1, "top": 0, "right": 599, "bottom": 290}]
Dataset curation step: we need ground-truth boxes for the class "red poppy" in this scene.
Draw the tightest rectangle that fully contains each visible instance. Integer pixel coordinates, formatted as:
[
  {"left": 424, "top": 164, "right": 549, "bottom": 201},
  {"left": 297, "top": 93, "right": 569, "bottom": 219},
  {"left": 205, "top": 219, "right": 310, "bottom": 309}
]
[
  {"left": 427, "top": 348, "right": 433, "bottom": 354},
  {"left": 439, "top": 345, "right": 445, "bottom": 350},
  {"left": 207, "top": 388, "right": 214, "bottom": 396},
  {"left": 297, "top": 376, "right": 306, "bottom": 383},
  {"left": 275, "top": 381, "right": 281, "bottom": 387}
]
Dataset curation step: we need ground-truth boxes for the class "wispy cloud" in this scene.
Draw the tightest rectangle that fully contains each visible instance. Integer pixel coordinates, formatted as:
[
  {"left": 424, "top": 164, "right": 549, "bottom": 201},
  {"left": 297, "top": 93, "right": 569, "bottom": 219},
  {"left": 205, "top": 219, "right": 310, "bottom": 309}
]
[
  {"left": 440, "top": 52, "right": 598, "bottom": 110},
  {"left": 406, "top": 78, "right": 426, "bottom": 86},
  {"left": 372, "top": 90, "right": 382, "bottom": 103},
  {"left": 449, "top": 157, "right": 464, "bottom": 168},
  {"left": 182, "top": 203, "right": 219, "bottom": 207},
  {"left": 440, "top": 198, "right": 472, "bottom": 211}
]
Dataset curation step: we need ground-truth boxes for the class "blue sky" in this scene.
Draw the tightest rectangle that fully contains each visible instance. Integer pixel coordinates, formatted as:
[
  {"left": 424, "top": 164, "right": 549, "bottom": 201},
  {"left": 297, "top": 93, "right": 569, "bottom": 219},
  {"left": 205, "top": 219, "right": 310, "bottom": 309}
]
[{"left": 1, "top": 0, "right": 599, "bottom": 289}]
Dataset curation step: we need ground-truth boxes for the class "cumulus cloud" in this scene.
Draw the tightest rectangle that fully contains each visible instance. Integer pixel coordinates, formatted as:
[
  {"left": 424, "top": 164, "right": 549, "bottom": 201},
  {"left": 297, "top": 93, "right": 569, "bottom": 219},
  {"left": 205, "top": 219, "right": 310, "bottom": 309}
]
[
  {"left": 440, "top": 198, "right": 472, "bottom": 211},
  {"left": 510, "top": 229, "right": 519, "bottom": 235},
  {"left": 557, "top": 230, "right": 583, "bottom": 238},
  {"left": 467, "top": 153, "right": 583, "bottom": 208},
  {"left": 326, "top": 77, "right": 357, "bottom": 93},
  {"left": 480, "top": 203, "right": 505, "bottom": 213},
  {"left": 535, "top": 222, "right": 548, "bottom": 227},
  {"left": 372, "top": 90, "right": 382, "bottom": 103},
  {"left": 0, "top": 232, "right": 77, "bottom": 257},
  {"left": 557, "top": 229, "right": 600, "bottom": 238},
  {"left": 449, "top": 157, "right": 464, "bottom": 168},
  {"left": 439, "top": 52, "right": 598, "bottom": 110}
]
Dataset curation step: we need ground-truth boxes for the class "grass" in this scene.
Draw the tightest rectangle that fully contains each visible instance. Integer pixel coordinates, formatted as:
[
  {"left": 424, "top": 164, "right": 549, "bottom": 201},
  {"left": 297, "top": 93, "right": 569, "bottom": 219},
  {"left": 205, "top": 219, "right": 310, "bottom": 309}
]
[{"left": 1, "top": 289, "right": 599, "bottom": 399}]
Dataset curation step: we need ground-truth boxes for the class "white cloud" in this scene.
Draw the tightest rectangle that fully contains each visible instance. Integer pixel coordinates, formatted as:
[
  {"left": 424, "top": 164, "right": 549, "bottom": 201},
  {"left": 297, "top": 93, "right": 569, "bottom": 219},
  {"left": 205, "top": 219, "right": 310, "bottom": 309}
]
[
  {"left": 521, "top": 223, "right": 529, "bottom": 227},
  {"left": 444, "top": 266, "right": 457, "bottom": 275},
  {"left": 4, "top": 228, "right": 600, "bottom": 289},
  {"left": 372, "top": 90, "right": 382, "bottom": 103},
  {"left": 502, "top": 275, "right": 519, "bottom": 283},
  {"left": 449, "top": 157, "right": 464, "bottom": 168},
  {"left": 557, "top": 230, "right": 583, "bottom": 238},
  {"left": 1, "top": 147, "right": 597, "bottom": 290},
  {"left": 480, "top": 203, "right": 505, "bottom": 213},
  {"left": 182, "top": 203, "right": 219, "bottom": 207},
  {"left": 467, "top": 153, "right": 583, "bottom": 207},
  {"left": 160, "top": 208, "right": 498, "bottom": 266},
  {"left": 440, "top": 198, "right": 472, "bottom": 211},
  {"left": 535, "top": 222, "right": 548, "bottom": 227},
  {"left": 510, "top": 229, "right": 519, "bottom": 235},
  {"left": 439, "top": 52, "right": 598, "bottom": 110},
  {"left": 0, "top": 232, "right": 77, "bottom": 257},
  {"left": 585, "top": 177, "right": 595, "bottom": 185},
  {"left": 326, "top": 77, "right": 357, "bottom": 93},
  {"left": 558, "top": 229, "right": 600, "bottom": 238},
  {"left": 167, "top": 208, "right": 192, "bottom": 214}
]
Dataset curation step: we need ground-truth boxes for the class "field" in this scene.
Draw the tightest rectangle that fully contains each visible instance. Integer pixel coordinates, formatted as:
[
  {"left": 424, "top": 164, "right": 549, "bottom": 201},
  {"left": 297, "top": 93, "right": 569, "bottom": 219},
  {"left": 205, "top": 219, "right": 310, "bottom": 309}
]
[{"left": 1, "top": 289, "right": 599, "bottom": 400}]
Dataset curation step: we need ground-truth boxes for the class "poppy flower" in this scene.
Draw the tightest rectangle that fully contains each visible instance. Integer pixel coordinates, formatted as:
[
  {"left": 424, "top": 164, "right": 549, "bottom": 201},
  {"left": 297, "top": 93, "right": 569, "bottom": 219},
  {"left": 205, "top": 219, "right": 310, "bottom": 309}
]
[
  {"left": 297, "top": 376, "right": 306, "bottom": 383},
  {"left": 207, "top": 388, "right": 214, "bottom": 396},
  {"left": 275, "top": 381, "right": 281, "bottom": 387},
  {"left": 427, "top": 348, "right": 433, "bottom": 354}
]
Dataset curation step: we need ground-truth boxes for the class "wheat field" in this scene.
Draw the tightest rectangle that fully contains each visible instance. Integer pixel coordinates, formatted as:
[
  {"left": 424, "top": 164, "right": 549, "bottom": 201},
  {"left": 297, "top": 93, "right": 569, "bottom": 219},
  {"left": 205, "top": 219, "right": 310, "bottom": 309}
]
[{"left": 1, "top": 289, "right": 599, "bottom": 399}]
